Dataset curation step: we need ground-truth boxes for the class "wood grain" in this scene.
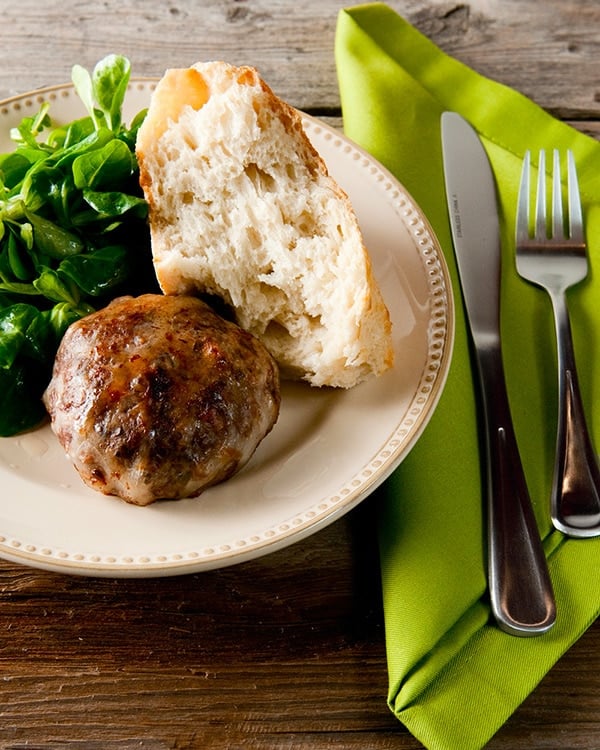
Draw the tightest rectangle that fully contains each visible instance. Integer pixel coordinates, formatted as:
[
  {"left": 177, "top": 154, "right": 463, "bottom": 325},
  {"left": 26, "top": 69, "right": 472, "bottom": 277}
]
[
  {"left": 0, "top": 501, "right": 402, "bottom": 749},
  {"left": 0, "top": 499, "right": 597, "bottom": 749},
  {"left": 0, "top": 1, "right": 599, "bottom": 748},
  {"left": 1, "top": 0, "right": 600, "bottom": 119}
]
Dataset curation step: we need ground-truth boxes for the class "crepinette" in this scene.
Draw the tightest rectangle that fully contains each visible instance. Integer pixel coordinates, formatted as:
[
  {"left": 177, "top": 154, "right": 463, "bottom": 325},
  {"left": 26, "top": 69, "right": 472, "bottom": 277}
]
[
  {"left": 136, "top": 61, "right": 393, "bottom": 388},
  {"left": 43, "top": 294, "right": 280, "bottom": 506}
]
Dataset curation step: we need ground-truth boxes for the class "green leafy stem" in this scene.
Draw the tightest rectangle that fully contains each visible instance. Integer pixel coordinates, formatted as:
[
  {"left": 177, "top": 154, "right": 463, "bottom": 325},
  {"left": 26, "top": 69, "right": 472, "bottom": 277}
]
[{"left": 0, "top": 54, "right": 155, "bottom": 436}]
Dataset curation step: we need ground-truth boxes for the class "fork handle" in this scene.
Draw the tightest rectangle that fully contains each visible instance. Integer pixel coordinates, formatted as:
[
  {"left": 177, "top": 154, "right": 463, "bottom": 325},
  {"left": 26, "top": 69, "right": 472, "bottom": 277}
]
[
  {"left": 476, "top": 344, "right": 556, "bottom": 636},
  {"left": 551, "top": 293, "right": 600, "bottom": 537}
]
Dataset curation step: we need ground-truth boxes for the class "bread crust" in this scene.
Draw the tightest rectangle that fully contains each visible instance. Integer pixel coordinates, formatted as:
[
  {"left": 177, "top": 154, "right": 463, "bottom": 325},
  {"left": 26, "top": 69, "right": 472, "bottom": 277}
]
[{"left": 136, "top": 61, "right": 393, "bottom": 388}]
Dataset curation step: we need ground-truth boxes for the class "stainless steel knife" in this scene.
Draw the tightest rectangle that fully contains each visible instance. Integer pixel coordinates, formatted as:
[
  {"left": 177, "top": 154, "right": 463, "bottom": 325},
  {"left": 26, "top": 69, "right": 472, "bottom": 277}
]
[{"left": 440, "top": 112, "right": 556, "bottom": 636}]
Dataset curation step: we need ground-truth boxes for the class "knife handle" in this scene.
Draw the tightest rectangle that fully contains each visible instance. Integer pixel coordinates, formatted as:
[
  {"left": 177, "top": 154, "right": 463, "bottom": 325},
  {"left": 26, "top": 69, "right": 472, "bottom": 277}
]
[{"left": 476, "top": 345, "right": 556, "bottom": 636}]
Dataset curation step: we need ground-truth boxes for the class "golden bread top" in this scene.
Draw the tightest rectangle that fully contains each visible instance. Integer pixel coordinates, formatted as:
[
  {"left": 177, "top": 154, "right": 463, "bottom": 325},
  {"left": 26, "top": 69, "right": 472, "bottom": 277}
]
[{"left": 140, "top": 68, "right": 209, "bottom": 143}]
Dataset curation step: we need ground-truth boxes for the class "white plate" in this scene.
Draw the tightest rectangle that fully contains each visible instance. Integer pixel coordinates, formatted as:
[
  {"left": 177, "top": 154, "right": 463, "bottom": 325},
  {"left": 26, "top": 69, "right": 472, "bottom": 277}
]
[{"left": 0, "top": 80, "right": 454, "bottom": 577}]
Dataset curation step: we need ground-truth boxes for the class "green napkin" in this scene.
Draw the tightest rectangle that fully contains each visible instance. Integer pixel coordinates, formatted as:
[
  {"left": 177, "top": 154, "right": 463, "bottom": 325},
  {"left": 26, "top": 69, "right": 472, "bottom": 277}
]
[{"left": 335, "top": 4, "right": 600, "bottom": 749}]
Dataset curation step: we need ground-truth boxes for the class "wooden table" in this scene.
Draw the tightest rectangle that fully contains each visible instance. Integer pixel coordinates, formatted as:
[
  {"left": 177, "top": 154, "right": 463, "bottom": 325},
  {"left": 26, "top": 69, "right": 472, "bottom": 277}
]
[{"left": 0, "top": 1, "right": 599, "bottom": 747}]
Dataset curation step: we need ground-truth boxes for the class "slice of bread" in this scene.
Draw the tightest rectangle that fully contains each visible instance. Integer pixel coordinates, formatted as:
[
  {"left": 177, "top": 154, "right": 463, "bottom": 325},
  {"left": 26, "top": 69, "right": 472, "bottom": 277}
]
[{"left": 136, "top": 61, "right": 393, "bottom": 388}]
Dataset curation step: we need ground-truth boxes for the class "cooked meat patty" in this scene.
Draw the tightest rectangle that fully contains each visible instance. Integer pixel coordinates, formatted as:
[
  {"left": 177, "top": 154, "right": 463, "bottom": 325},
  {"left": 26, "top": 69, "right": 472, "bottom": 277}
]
[{"left": 43, "top": 294, "right": 280, "bottom": 505}]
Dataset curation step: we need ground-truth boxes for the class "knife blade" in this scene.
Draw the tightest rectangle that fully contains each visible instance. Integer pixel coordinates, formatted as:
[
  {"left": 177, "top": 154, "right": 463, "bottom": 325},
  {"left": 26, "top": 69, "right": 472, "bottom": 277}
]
[{"left": 441, "top": 112, "right": 556, "bottom": 636}]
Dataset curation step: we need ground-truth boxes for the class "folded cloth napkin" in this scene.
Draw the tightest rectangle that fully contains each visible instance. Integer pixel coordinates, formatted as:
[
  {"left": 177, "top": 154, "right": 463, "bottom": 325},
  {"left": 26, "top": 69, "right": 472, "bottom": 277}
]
[{"left": 335, "top": 4, "right": 600, "bottom": 749}]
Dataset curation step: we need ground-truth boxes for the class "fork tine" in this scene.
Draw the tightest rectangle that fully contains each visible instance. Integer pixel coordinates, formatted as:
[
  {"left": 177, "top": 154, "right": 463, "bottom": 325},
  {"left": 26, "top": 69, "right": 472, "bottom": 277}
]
[
  {"left": 516, "top": 150, "right": 531, "bottom": 243},
  {"left": 535, "top": 149, "right": 547, "bottom": 240},
  {"left": 567, "top": 150, "right": 584, "bottom": 243},
  {"left": 552, "top": 149, "right": 564, "bottom": 239},
  {"left": 514, "top": 146, "right": 599, "bottom": 538}
]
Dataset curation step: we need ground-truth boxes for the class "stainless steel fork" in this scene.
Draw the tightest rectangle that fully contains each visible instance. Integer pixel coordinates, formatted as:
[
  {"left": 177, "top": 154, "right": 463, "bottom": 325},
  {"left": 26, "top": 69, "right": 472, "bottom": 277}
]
[{"left": 516, "top": 149, "right": 600, "bottom": 537}]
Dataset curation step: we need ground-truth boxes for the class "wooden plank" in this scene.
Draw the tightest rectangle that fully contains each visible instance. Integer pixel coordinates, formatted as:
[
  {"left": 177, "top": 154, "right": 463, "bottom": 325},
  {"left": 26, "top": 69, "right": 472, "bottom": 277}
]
[
  {"left": 0, "top": 505, "right": 409, "bottom": 749},
  {"left": 0, "top": 0, "right": 599, "bottom": 123}
]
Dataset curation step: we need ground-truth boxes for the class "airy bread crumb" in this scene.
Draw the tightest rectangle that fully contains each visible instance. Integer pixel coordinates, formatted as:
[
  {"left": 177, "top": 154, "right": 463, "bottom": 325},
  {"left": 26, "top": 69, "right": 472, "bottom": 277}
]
[{"left": 136, "top": 61, "right": 393, "bottom": 388}]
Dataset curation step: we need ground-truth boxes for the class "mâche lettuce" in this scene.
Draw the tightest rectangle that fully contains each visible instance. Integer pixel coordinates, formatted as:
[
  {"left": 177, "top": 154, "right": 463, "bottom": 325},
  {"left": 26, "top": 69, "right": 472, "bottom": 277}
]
[{"left": 0, "top": 55, "right": 155, "bottom": 436}]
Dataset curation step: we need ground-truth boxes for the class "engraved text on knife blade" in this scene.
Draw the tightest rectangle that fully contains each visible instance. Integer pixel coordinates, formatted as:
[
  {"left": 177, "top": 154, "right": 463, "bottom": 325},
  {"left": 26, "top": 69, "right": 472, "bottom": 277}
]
[{"left": 451, "top": 194, "right": 463, "bottom": 238}]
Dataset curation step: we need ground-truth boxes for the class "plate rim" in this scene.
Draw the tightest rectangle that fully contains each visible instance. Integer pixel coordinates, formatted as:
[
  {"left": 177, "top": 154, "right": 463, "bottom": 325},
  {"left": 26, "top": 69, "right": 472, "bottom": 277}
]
[{"left": 0, "top": 80, "right": 454, "bottom": 577}]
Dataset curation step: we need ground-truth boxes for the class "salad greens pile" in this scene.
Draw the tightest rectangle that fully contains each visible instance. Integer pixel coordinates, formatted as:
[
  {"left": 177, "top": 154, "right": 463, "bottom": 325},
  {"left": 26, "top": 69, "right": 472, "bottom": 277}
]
[{"left": 0, "top": 54, "right": 156, "bottom": 436}]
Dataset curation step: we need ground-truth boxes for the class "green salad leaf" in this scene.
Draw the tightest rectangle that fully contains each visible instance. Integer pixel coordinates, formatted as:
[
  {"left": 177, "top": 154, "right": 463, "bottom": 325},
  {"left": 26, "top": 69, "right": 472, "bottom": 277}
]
[{"left": 0, "top": 54, "right": 156, "bottom": 436}]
